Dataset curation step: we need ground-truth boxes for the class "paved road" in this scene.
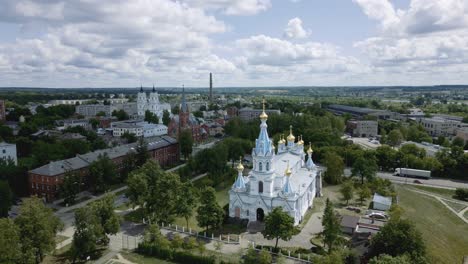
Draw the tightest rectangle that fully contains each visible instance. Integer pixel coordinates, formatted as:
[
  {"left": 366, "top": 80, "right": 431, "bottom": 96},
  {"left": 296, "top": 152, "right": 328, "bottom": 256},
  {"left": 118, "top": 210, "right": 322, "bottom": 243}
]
[{"left": 343, "top": 168, "right": 468, "bottom": 190}]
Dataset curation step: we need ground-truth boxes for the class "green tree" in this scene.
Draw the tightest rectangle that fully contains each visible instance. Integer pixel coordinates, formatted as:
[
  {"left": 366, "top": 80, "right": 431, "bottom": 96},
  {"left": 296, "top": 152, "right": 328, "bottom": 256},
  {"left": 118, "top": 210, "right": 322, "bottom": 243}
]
[
  {"left": 244, "top": 246, "right": 259, "bottom": 264},
  {"left": 340, "top": 181, "right": 354, "bottom": 205},
  {"left": 262, "top": 207, "right": 296, "bottom": 250},
  {"left": 111, "top": 109, "right": 129, "bottom": 121},
  {"left": 323, "top": 152, "right": 344, "bottom": 185},
  {"left": 352, "top": 156, "right": 378, "bottom": 184},
  {"left": 375, "top": 145, "right": 397, "bottom": 171},
  {"left": 172, "top": 105, "right": 180, "bottom": 115},
  {"left": 89, "top": 118, "right": 100, "bottom": 129},
  {"left": 0, "top": 180, "right": 13, "bottom": 217},
  {"left": 369, "top": 254, "right": 412, "bottom": 264},
  {"left": 70, "top": 207, "right": 103, "bottom": 263},
  {"left": 196, "top": 186, "right": 224, "bottom": 231},
  {"left": 90, "top": 194, "right": 120, "bottom": 245},
  {"left": 176, "top": 181, "right": 198, "bottom": 229},
  {"left": 258, "top": 249, "right": 272, "bottom": 264},
  {"left": 59, "top": 171, "right": 81, "bottom": 205},
  {"left": 135, "top": 137, "right": 149, "bottom": 167},
  {"left": 142, "top": 224, "right": 170, "bottom": 249},
  {"left": 126, "top": 161, "right": 182, "bottom": 223},
  {"left": 321, "top": 198, "right": 342, "bottom": 253},
  {"left": 162, "top": 110, "right": 171, "bottom": 126},
  {"left": 144, "top": 110, "right": 159, "bottom": 124},
  {"left": 0, "top": 218, "right": 21, "bottom": 264},
  {"left": 88, "top": 153, "right": 118, "bottom": 193},
  {"left": 387, "top": 129, "right": 403, "bottom": 147},
  {"left": 179, "top": 129, "right": 193, "bottom": 160},
  {"left": 357, "top": 185, "right": 371, "bottom": 205},
  {"left": 121, "top": 131, "right": 137, "bottom": 143},
  {"left": 452, "top": 137, "right": 465, "bottom": 148},
  {"left": 369, "top": 219, "right": 426, "bottom": 262},
  {"left": 15, "top": 197, "right": 63, "bottom": 264}
]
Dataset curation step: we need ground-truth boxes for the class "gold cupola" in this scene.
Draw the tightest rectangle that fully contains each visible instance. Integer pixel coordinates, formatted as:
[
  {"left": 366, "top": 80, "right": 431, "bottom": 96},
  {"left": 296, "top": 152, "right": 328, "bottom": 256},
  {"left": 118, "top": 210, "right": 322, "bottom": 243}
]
[
  {"left": 287, "top": 125, "right": 295, "bottom": 142},
  {"left": 278, "top": 134, "right": 285, "bottom": 144},
  {"left": 298, "top": 135, "right": 304, "bottom": 145},
  {"left": 259, "top": 98, "right": 268, "bottom": 121},
  {"left": 236, "top": 157, "right": 244, "bottom": 172},
  {"left": 285, "top": 161, "right": 292, "bottom": 177},
  {"left": 307, "top": 142, "right": 313, "bottom": 154}
]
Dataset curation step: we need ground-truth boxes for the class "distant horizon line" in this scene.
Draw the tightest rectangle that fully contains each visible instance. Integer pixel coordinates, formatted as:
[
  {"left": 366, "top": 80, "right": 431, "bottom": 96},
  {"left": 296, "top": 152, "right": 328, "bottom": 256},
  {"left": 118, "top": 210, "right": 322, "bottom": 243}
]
[{"left": 0, "top": 84, "right": 467, "bottom": 90}]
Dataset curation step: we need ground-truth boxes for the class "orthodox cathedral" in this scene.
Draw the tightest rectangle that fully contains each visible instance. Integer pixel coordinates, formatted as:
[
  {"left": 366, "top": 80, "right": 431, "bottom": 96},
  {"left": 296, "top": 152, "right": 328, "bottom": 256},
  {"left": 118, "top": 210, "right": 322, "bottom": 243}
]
[
  {"left": 137, "top": 86, "right": 171, "bottom": 120},
  {"left": 229, "top": 102, "right": 322, "bottom": 225}
]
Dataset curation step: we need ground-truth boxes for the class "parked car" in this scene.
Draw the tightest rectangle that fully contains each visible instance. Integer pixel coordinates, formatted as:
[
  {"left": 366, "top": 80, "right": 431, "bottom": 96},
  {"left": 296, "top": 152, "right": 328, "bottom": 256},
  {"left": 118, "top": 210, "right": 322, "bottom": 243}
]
[{"left": 413, "top": 180, "right": 422, "bottom": 184}]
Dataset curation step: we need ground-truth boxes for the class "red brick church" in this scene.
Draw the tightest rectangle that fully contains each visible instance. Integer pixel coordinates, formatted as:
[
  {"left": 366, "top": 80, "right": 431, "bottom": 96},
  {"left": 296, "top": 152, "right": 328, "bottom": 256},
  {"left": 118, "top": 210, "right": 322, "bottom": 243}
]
[{"left": 167, "top": 88, "right": 207, "bottom": 143}]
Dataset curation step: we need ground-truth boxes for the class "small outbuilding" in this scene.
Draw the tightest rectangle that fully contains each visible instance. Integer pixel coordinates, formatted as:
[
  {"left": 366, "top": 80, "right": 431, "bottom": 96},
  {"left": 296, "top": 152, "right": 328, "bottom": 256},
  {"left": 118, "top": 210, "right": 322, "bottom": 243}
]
[
  {"left": 340, "top": 215, "right": 360, "bottom": 235},
  {"left": 372, "top": 193, "right": 392, "bottom": 211}
]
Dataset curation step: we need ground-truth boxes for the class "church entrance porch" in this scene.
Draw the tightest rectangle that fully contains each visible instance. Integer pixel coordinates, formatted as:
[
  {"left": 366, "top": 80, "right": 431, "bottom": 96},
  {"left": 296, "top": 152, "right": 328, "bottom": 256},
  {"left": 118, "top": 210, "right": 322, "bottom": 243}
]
[{"left": 256, "top": 208, "right": 265, "bottom": 221}]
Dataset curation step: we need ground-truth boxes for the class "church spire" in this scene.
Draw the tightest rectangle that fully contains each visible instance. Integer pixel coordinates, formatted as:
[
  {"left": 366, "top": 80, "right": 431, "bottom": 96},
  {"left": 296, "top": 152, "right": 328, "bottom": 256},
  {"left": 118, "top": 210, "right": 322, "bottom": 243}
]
[
  {"left": 233, "top": 157, "right": 246, "bottom": 190},
  {"left": 282, "top": 161, "right": 294, "bottom": 195},
  {"left": 306, "top": 142, "right": 315, "bottom": 170},
  {"left": 254, "top": 98, "right": 272, "bottom": 156},
  {"left": 140, "top": 84, "right": 143, "bottom": 92},
  {"left": 181, "top": 85, "right": 188, "bottom": 113},
  {"left": 152, "top": 84, "right": 156, "bottom": 92}
]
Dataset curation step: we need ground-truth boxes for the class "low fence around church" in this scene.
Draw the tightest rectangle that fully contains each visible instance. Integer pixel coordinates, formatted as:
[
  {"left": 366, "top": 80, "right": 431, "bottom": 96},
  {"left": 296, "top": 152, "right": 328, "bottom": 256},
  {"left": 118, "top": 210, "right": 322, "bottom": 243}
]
[{"left": 159, "top": 222, "right": 241, "bottom": 244}]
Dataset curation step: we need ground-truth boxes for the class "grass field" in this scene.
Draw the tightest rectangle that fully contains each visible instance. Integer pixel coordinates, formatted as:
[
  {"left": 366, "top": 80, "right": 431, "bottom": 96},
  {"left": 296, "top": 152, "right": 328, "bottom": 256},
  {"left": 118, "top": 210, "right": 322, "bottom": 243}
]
[
  {"left": 117, "top": 251, "right": 175, "bottom": 264},
  {"left": 443, "top": 199, "right": 467, "bottom": 213},
  {"left": 396, "top": 185, "right": 468, "bottom": 264},
  {"left": 411, "top": 185, "right": 456, "bottom": 199}
]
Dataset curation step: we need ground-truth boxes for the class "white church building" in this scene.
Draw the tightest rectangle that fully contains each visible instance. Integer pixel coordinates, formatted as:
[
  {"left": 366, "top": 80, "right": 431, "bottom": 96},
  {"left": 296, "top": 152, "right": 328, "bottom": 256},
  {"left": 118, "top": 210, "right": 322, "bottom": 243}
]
[
  {"left": 137, "top": 86, "right": 171, "bottom": 120},
  {"left": 229, "top": 103, "right": 322, "bottom": 225}
]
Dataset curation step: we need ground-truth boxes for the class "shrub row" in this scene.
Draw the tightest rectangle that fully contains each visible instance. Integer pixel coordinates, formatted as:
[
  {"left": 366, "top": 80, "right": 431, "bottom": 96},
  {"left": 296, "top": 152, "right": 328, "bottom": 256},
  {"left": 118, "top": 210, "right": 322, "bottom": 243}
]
[
  {"left": 455, "top": 188, "right": 468, "bottom": 201},
  {"left": 137, "top": 242, "right": 215, "bottom": 264}
]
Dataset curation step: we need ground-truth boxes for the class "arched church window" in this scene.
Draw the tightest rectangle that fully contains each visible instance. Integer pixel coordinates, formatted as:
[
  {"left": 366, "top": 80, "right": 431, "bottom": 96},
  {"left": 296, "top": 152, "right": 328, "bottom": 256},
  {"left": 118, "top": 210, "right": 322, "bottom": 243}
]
[
  {"left": 266, "top": 162, "right": 270, "bottom": 171},
  {"left": 258, "top": 181, "right": 263, "bottom": 193},
  {"left": 259, "top": 162, "right": 263, "bottom": 172}
]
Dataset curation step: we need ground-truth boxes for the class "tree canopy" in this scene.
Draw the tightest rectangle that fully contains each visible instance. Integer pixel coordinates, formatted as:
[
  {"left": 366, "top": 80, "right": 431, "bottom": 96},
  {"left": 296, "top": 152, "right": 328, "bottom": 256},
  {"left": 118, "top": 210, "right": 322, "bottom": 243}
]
[{"left": 262, "top": 207, "right": 296, "bottom": 250}]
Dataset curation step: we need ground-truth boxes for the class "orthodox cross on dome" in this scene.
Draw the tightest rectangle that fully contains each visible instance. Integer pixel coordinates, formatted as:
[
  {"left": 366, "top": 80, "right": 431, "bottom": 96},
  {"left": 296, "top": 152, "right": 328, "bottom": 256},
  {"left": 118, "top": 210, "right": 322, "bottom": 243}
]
[
  {"left": 282, "top": 160, "right": 294, "bottom": 194},
  {"left": 259, "top": 98, "right": 268, "bottom": 120}
]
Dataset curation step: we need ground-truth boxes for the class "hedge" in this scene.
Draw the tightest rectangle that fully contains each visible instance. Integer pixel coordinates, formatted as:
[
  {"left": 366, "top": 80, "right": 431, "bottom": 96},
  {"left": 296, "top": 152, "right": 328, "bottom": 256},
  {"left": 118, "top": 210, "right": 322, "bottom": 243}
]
[{"left": 137, "top": 242, "right": 215, "bottom": 264}]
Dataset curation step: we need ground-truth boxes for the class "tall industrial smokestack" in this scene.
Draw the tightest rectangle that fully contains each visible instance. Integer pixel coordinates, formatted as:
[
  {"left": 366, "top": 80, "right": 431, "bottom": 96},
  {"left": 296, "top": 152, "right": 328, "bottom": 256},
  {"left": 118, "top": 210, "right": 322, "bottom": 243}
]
[{"left": 209, "top": 72, "right": 213, "bottom": 104}]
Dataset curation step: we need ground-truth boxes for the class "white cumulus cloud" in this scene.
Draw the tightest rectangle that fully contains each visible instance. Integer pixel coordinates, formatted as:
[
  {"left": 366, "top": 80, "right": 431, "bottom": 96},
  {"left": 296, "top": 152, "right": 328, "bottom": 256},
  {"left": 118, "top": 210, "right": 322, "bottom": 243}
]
[{"left": 284, "top": 18, "right": 309, "bottom": 39}]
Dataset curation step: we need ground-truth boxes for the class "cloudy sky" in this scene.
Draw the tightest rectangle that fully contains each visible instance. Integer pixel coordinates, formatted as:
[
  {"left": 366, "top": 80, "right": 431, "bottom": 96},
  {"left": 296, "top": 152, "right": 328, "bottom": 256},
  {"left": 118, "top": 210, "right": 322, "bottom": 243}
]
[{"left": 0, "top": 0, "right": 467, "bottom": 88}]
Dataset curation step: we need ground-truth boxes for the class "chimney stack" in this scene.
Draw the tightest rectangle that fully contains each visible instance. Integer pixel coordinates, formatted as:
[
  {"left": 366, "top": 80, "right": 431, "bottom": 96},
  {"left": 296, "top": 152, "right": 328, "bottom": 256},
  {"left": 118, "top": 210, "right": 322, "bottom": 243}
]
[{"left": 209, "top": 72, "right": 213, "bottom": 104}]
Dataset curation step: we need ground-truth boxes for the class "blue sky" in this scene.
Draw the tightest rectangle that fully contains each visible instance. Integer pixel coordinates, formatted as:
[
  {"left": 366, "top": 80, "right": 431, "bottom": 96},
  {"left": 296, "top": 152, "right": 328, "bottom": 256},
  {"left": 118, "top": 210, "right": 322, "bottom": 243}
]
[{"left": 0, "top": 0, "right": 467, "bottom": 88}]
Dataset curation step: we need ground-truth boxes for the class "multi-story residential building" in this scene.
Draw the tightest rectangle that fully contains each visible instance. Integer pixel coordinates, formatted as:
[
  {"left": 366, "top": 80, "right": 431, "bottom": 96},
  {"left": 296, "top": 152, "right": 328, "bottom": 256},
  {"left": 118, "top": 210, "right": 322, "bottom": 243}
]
[
  {"left": 28, "top": 136, "right": 179, "bottom": 202},
  {"left": 0, "top": 100, "right": 5, "bottom": 122},
  {"left": 0, "top": 142, "right": 17, "bottom": 165},
  {"left": 346, "top": 120, "right": 378, "bottom": 138},
  {"left": 238, "top": 107, "right": 281, "bottom": 121},
  {"left": 111, "top": 120, "right": 168, "bottom": 137}
]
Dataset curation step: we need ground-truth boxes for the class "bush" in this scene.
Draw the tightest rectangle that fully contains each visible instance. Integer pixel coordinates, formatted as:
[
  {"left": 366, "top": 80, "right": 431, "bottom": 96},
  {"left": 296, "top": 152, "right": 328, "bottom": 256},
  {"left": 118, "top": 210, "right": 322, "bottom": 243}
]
[
  {"left": 454, "top": 188, "right": 468, "bottom": 201},
  {"left": 137, "top": 242, "right": 215, "bottom": 264}
]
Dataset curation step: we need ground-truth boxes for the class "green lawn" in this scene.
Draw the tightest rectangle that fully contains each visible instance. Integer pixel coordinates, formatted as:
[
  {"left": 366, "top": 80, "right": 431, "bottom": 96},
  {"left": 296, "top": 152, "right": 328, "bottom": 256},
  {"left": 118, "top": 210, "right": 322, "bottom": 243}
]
[
  {"left": 411, "top": 185, "right": 456, "bottom": 199},
  {"left": 443, "top": 200, "right": 467, "bottom": 213},
  {"left": 464, "top": 210, "right": 468, "bottom": 220},
  {"left": 119, "top": 251, "right": 175, "bottom": 264},
  {"left": 396, "top": 185, "right": 468, "bottom": 264}
]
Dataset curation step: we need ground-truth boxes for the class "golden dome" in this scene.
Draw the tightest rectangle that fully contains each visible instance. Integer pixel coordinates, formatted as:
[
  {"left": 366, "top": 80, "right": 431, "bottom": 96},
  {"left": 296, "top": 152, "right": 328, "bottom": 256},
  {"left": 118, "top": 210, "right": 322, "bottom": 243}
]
[
  {"left": 287, "top": 125, "right": 295, "bottom": 142},
  {"left": 278, "top": 134, "right": 285, "bottom": 144},
  {"left": 259, "top": 98, "right": 268, "bottom": 120},
  {"left": 285, "top": 161, "right": 292, "bottom": 177},
  {"left": 307, "top": 142, "right": 313, "bottom": 154},
  {"left": 298, "top": 135, "right": 304, "bottom": 145},
  {"left": 236, "top": 157, "right": 244, "bottom": 171}
]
